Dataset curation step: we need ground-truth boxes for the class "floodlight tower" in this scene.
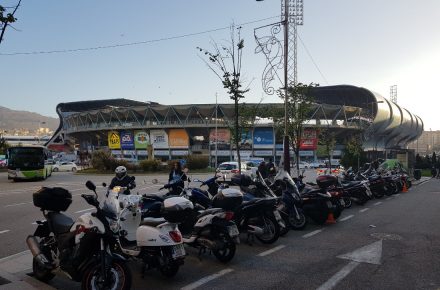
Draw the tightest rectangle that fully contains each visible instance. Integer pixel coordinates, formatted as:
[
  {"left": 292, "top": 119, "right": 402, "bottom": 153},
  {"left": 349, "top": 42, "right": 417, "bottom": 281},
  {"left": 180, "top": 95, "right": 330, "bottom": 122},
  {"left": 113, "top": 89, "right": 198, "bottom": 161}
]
[{"left": 390, "top": 85, "right": 397, "bottom": 103}]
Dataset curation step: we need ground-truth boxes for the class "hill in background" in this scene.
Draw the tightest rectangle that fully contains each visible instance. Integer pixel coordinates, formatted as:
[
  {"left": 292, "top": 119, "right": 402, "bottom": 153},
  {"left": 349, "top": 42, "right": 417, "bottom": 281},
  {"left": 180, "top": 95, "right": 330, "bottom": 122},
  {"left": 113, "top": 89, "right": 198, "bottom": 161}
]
[{"left": 0, "top": 106, "right": 59, "bottom": 134}]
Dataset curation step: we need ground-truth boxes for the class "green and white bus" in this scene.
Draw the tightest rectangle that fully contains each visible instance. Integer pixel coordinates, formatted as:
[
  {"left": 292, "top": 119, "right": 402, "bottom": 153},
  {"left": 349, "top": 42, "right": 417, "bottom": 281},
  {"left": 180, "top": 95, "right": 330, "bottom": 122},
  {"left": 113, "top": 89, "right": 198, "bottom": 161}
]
[{"left": 6, "top": 145, "right": 53, "bottom": 181}]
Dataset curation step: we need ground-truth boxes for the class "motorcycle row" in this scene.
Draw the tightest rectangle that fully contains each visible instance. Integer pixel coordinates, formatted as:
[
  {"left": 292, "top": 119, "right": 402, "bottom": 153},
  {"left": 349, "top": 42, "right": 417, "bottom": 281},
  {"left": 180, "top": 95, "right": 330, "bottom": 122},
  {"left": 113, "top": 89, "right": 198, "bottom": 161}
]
[{"left": 25, "top": 165, "right": 412, "bottom": 290}]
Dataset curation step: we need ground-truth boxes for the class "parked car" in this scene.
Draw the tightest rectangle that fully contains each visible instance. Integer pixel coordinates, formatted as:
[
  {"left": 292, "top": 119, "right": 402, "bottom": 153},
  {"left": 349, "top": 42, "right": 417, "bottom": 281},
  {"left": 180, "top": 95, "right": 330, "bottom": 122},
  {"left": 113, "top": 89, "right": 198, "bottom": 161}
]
[
  {"left": 52, "top": 161, "right": 78, "bottom": 172},
  {"left": 295, "top": 161, "right": 311, "bottom": 169},
  {"left": 216, "top": 161, "right": 250, "bottom": 183}
]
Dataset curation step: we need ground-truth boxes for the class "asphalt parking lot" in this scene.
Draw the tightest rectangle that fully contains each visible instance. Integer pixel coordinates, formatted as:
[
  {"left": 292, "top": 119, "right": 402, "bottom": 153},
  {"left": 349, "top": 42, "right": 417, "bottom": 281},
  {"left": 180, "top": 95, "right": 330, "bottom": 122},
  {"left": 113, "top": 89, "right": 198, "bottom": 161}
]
[{"left": 0, "top": 171, "right": 438, "bottom": 290}]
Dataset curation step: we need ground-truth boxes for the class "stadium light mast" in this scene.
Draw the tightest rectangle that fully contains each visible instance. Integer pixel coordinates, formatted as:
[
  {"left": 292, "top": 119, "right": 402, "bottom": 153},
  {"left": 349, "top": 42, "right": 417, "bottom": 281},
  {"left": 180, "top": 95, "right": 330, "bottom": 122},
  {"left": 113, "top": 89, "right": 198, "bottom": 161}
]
[{"left": 256, "top": 0, "right": 304, "bottom": 172}]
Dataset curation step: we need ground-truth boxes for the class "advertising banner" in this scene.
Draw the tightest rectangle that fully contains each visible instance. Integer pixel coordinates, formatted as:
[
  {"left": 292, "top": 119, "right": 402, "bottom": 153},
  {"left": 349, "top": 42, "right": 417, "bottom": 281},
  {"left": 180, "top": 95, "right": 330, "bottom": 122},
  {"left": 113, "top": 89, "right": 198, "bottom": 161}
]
[
  {"left": 120, "top": 131, "right": 135, "bottom": 150},
  {"left": 168, "top": 129, "right": 189, "bottom": 148},
  {"left": 233, "top": 129, "right": 253, "bottom": 150},
  {"left": 108, "top": 131, "right": 121, "bottom": 149},
  {"left": 150, "top": 130, "right": 169, "bottom": 149},
  {"left": 209, "top": 129, "right": 231, "bottom": 145},
  {"left": 253, "top": 128, "right": 274, "bottom": 149},
  {"left": 300, "top": 129, "right": 318, "bottom": 150},
  {"left": 134, "top": 131, "right": 150, "bottom": 149}
]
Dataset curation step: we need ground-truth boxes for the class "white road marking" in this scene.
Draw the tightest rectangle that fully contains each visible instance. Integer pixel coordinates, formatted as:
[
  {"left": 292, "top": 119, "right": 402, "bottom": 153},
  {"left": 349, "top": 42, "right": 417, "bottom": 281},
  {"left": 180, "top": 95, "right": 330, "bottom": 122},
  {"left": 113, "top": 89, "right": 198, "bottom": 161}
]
[
  {"left": 374, "top": 202, "right": 382, "bottom": 206},
  {"left": 339, "top": 215, "right": 354, "bottom": 222},
  {"left": 359, "top": 208, "right": 370, "bottom": 213},
  {"left": 318, "top": 240, "right": 383, "bottom": 290},
  {"left": 257, "top": 245, "right": 286, "bottom": 257},
  {"left": 385, "top": 197, "right": 392, "bottom": 201},
  {"left": 4, "top": 202, "right": 30, "bottom": 207},
  {"left": 75, "top": 208, "right": 95, "bottom": 213},
  {"left": 316, "top": 261, "right": 359, "bottom": 290},
  {"left": 0, "top": 230, "right": 10, "bottom": 234},
  {"left": 181, "top": 268, "right": 234, "bottom": 290},
  {"left": 302, "top": 229, "right": 323, "bottom": 238},
  {"left": 394, "top": 193, "right": 401, "bottom": 197}
]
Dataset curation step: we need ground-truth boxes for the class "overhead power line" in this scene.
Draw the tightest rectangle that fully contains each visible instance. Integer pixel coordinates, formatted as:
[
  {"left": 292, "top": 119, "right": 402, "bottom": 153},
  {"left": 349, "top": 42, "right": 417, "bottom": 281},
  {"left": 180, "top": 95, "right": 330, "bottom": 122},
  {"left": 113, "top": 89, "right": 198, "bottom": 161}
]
[
  {"left": 298, "top": 33, "right": 329, "bottom": 85},
  {"left": 0, "top": 16, "right": 280, "bottom": 56}
]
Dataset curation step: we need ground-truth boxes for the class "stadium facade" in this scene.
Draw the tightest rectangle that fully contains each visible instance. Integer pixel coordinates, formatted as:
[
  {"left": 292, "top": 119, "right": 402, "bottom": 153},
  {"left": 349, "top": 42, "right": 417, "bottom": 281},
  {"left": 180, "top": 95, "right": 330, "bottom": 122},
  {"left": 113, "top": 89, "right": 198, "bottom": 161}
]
[{"left": 46, "top": 85, "right": 423, "bottom": 164}]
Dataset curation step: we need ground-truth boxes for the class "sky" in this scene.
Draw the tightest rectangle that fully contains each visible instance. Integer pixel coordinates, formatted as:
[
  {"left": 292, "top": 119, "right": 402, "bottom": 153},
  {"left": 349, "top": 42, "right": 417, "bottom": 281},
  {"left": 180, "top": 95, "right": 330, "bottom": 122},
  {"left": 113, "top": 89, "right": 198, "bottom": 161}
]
[{"left": 1, "top": 0, "right": 440, "bottom": 130}]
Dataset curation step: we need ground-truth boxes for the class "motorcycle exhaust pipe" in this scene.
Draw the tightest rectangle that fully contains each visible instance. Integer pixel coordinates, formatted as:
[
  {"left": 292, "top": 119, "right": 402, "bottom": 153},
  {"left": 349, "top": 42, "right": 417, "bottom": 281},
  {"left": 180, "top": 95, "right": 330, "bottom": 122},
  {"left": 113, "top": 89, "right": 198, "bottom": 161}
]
[
  {"left": 247, "top": 225, "right": 264, "bottom": 236},
  {"left": 26, "top": 235, "right": 52, "bottom": 269},
  {"left": 197, "top": 238, "right": 217, "bottom": 250}
]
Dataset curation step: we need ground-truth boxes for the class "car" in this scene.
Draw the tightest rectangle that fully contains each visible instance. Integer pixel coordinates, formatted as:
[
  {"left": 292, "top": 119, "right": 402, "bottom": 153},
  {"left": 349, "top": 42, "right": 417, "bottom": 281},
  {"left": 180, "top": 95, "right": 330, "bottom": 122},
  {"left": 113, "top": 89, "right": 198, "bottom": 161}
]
[
  {"left": 216, "top": 161, "right": 250, "bottom": 183},
  {"left": 296, "top": 161, "right": 311, "bottom": 169},
  {"left": 0, "top": 159, "right": 6, "bottom": 167},
  {"left": 52, "top": 161, "right": 78, "bottom": 172}
]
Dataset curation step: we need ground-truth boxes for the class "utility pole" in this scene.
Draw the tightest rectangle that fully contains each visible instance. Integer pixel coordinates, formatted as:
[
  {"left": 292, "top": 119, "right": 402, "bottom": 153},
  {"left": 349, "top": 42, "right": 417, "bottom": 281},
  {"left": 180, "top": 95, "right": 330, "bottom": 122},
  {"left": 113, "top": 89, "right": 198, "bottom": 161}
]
[{"left": 215, "top": 93, "right": 218, "bottom": 169}]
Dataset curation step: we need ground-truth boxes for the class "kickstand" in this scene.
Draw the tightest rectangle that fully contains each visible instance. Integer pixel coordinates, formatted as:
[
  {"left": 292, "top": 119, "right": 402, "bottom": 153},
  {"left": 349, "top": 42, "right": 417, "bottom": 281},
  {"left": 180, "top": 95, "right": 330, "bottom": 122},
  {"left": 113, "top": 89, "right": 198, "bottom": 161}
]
[
  {"left": 246, "top": 233, "right": 254, "bottom": 245},
  {"left": 141, "top": 262, "right": 146, "bottom": 279},
  {"left": 197, "top": 248, "right": 204, "bottom": 261}
]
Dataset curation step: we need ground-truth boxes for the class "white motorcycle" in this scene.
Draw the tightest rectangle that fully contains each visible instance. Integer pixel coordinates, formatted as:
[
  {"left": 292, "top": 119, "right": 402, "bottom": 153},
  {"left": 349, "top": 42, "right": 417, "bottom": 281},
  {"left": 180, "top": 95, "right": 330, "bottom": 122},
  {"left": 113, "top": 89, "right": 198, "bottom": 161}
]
[{"left": 103, "top": 182, "right": 192, "bottom": 277}]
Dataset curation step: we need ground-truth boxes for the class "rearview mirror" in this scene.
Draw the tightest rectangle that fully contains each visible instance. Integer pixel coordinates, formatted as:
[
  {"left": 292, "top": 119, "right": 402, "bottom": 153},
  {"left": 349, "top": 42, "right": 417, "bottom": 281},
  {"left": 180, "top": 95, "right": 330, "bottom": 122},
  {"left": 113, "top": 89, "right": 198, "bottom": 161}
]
[
  {"left": 102, "top": 182, "right": 107, "bottom": 187},
  {"left": 86, "top": 180, "right": 96, "bottom": 191}
]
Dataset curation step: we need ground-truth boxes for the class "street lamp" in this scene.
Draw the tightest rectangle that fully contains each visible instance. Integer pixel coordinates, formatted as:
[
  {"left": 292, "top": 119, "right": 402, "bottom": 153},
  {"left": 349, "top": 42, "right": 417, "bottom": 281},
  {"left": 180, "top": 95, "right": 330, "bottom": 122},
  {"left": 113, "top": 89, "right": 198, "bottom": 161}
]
[{"left": 256, "top": 0, "right": 304, "bottom": 172}]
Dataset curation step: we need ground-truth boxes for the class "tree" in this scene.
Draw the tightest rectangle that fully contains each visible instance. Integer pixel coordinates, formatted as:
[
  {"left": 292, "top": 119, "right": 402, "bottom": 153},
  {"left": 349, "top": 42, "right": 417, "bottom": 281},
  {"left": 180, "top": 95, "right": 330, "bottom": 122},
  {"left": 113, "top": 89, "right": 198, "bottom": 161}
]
[
  {"left": 340, "top": 135, "right": 367, "bottom": 170},
  {"left": 0, "top": 136, "right": 9, "bottom": 154},
  {"left": 318, "top": 128, "right": 336, "bottom": 172},
  {"left": 273, "top": 83, "right": 318, "bottom": 175},
  {"left": 0, "top": 1, "right": 21, "bottom": 44},
  {"left": 197, "top": 25, "right": 249, "bottom": 173}
]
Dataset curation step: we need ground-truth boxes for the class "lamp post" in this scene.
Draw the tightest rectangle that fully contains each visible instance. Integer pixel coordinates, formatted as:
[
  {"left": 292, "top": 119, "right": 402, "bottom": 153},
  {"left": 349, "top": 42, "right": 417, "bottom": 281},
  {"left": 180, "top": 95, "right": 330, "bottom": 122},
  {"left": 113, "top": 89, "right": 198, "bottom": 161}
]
[{"left": 256, "top": 0, "right": 304, "bottom": 172}]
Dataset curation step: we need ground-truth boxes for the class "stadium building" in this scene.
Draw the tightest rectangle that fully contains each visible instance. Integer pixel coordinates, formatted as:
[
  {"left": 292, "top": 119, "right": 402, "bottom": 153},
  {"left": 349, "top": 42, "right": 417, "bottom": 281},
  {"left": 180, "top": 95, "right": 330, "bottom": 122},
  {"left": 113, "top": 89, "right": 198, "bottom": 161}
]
[{"left": 46, "top": 85, "right": 423, "bottom": 165}]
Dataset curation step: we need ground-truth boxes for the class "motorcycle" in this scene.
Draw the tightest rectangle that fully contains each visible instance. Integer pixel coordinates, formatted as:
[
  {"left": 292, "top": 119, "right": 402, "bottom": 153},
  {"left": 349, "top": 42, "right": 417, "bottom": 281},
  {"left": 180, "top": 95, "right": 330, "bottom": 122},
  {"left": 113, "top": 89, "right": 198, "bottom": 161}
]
[
  {"left": 269, "top": 169, "right": 308, "bottom": 231},
  {"left": 103, "top": 180, "right": 189, "bottom": 278},
  {"left": 27, "top": 182, "right": 132, "bottom": 290},
  {"left": 149, "top": 177, "right": 240, "bottom": 263}
]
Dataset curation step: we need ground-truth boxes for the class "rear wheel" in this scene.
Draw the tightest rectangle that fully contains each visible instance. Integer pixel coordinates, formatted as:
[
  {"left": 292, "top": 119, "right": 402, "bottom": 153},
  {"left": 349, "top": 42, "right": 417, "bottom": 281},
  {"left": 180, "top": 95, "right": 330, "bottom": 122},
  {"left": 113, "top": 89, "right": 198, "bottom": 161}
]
[
  {"left": 255, "top": 213, "right": 280, "bottom": 244},
  {"left": 32, "top": 257, "right": 54, "bottom": 283},
  {"left": 159, "top": 262, "right": 180, "bottom": 278},
  {"left": 53, "top": 167, "right": 59, "bottom": 172},
  {"left": 82, "top": 260, "right": 131, "bottom": 290},
  {"left": 213, "top": 233, "right": 236, "bottom": 263},
  {"left": 72, "top": 167, "right": 77, "bottom": 172}
]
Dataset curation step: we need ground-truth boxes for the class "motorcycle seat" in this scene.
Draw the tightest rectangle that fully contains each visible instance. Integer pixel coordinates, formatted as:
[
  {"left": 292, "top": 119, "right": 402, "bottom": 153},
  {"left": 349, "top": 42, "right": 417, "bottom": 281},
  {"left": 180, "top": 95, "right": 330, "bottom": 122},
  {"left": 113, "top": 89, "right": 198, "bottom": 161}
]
[
  {"left": 47, "top": 212, "right": 74, "bottom": 235},
  {"left": 140, "top": 217, "right": 166, "bottom": 227},
  {"left": 197, "top": 208, "right": 223, "bottom": 218},
  {"left": 341, "top": 181, "right": 362, "bottom": 188},
  {"left": 143, "top": 194, "right": 165, "bottom": 202}
]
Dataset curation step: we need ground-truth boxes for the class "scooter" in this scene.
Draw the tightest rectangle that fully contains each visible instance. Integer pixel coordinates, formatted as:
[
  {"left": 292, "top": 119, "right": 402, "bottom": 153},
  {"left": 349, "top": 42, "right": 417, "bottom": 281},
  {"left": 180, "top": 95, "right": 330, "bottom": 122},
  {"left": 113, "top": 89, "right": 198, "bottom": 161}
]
[
  {"left": 27, "top": 182, "right": 132, "bottom": 290},
  {"left": 103, "top": 180, "right": 190, "bottom": 278}
]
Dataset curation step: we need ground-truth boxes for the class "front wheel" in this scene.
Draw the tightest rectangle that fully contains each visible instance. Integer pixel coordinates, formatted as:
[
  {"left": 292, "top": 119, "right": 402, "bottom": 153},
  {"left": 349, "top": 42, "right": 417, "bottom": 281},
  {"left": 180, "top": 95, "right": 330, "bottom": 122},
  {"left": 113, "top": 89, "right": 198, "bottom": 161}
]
[
  {"left": 82, "top": 260, "right": 132, "bottom": 290},
  {"left": 32, "top": 257, "right": 54, "bottom": 283},
  {"left": 213, "top": 233, "right": 236, "bottom": 263},
  {"left": 53, "top": 167, "right": 59, "bottom": 172},
  {"left": 288, "top": 208, "right": 308, "bottom": 230},
  {"left": 255, "top": 213, "right": 280, "bottom": 244}
]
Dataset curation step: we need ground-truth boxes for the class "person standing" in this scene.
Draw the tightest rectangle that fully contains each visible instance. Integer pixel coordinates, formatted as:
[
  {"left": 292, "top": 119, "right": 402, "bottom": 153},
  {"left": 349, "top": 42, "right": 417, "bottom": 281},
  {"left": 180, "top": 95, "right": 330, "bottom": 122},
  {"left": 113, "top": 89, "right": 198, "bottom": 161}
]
[{"left": 168, "top": 161, "right": 187, "bottom": 195}]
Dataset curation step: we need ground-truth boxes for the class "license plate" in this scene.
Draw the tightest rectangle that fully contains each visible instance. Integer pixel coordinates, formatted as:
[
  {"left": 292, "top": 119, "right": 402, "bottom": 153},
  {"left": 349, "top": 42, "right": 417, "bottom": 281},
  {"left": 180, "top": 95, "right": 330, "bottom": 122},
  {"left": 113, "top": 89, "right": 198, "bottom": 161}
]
[
  {"left": 227, "top": 225, "right": 240, "bottom": 237},
  {"left": 171, "top": 244, "right": 185, "bottom": 259},
  {"left": 326, "top": 201, "right": 333, "bottom": 208},
  {"left": 339, "top": 199, "right": 345, "bottom": 206}
]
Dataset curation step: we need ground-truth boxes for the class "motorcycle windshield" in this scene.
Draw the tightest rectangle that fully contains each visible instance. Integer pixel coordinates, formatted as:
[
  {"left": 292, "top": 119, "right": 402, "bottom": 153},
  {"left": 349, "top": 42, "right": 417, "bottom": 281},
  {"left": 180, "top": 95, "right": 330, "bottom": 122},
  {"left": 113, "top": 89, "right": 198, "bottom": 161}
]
[{"left": 275, "top": 169, "right": 300, "bottom": 195}]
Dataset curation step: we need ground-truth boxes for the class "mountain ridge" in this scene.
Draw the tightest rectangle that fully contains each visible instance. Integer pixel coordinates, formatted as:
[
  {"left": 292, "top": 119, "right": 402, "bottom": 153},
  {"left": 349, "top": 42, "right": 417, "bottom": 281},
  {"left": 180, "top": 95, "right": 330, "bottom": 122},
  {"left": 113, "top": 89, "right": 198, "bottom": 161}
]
[{"left": 0, "top": 106, "right": 59, "bottom": 133}]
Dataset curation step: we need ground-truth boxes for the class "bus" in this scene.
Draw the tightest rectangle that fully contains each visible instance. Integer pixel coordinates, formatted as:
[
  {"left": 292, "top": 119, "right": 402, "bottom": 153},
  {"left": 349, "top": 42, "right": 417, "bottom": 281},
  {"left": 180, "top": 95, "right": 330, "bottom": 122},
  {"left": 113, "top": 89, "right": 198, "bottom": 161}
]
[{"left": 6, "top": 145, "right": 53, "bottom": 181}]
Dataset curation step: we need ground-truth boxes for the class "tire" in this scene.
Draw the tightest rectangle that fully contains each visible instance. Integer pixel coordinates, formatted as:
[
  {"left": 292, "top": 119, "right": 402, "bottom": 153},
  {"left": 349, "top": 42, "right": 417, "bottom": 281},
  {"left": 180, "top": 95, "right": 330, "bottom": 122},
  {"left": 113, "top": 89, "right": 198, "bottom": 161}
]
[
  {"left": 288, "top": 208, "right": 307, "bottom": 230},
  {"left": 32, "top": 257, "right": 54, "bottom": 283},
  {"left": 372, "top": 190, "right": 384, "bottom": 199},
  {"left": 53, "top": 167, "right": 59, "bottom": 172},
  {"left": 406, "top": 180, "right": 412, "bottom": 189},
  {"left": 343, "top": 197, "right": 352, "bottom": 208},
  {"left": 255, "top": 213, "right": 280, "bottom": 244},
  {"left": 82, "top": 260, "right": 131, "bottom": 290},
  {"left": 72, "top": 167, "right": 77, "bottom": 172},
  {"left": 279, "top": 221, "right": 290, "bottom": 236},
  {"left": 213, "top": 234, "right": 236, "bottom": 263},
  {"left": 159, "top": 262, "right": 180, "bottom": 278},
  {"left": 384, "top": 182, "right": 396, "bottom": 196},
  {"left": 333, "top": 206, "right": 343, "bottom": 219}
]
